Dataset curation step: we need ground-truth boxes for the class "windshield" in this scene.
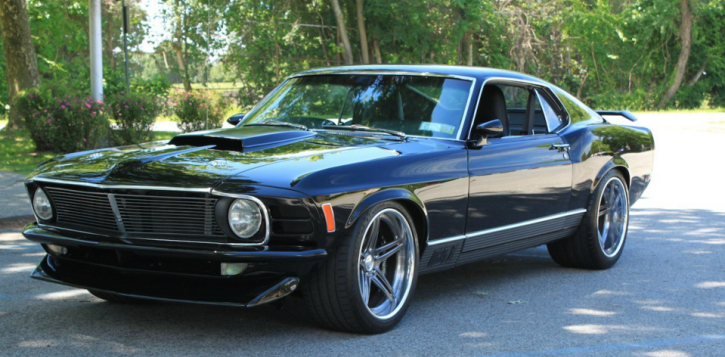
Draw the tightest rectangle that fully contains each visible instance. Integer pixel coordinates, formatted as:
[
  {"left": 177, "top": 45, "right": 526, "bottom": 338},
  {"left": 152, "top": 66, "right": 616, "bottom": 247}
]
[{"left": 240, "top": 75, "right": 473, "bottom": 139}]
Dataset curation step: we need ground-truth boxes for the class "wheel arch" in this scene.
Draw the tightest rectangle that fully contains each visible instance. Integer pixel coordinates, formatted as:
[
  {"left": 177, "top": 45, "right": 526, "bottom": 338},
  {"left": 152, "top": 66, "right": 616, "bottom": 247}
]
[
  {"left": 346, "top": 188, "right": 429, "bottom": 255},
  {"left": 593, "top": 159, "right": 631, "bottom": 191}
]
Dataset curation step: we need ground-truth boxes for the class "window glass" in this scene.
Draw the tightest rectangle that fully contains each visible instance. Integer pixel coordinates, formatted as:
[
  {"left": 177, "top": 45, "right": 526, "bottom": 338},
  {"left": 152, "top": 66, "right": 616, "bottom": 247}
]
[
  {"left": 496, "top": 85, "right": 529, "bottom": 136},
  {"left": 552, "top": 86, "right": 598, "bottom": 123},
  {"left": 536, "top": 90, "right": 565, "bottom": 131},
  {"left": 242, "top": 75, "right": 473, "bottom": 139}
]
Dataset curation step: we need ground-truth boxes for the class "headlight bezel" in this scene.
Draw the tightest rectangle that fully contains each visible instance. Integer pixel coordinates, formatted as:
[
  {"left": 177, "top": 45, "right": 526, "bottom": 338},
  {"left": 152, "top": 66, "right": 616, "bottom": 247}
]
[
  {"left": 227, "top": 198, "right": 263, "bottom": 239},
  {"left": 32, "top": 187, "right": 54, "bottom": 222},
  {"left": 213, "top": 193, "right": 269, "bottom": 245}
]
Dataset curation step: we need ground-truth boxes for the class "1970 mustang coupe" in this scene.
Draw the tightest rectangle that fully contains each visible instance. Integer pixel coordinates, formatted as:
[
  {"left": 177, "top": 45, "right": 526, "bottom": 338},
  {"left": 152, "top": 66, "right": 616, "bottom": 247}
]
[{"left": 23, "top": 65, "right": 654, "bottom": 333}]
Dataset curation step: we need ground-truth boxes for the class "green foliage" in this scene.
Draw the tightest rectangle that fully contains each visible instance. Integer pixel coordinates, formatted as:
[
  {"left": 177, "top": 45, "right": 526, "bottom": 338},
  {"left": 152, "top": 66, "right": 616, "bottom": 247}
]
[
  {"left": 14, "top": 85, "right": 110, "bottom": 153},
  {"left": 169, "top": 89, "right": 230, "bottom": 133},
  {"left": 107, "top": 91, "right": 162, "bottom": 145}
]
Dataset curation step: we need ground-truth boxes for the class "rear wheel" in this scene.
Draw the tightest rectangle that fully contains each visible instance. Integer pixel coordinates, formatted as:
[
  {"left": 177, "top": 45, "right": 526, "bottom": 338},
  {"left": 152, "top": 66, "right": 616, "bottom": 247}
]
[
  {"left": 303, "top": 202, "right": 419, "bottom": 334},
  {"left": 548, "top": 170, "right": 630, "bottom": 269}
]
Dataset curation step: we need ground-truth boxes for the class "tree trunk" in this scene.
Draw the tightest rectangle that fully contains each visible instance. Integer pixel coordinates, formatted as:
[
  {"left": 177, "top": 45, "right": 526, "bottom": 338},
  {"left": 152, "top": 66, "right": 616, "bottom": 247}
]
[
  {"left": 172, "top": 42, "right": 192, "bottom": 91},
  {"left": 0, "top": 0, "right": 40, "bottom": 131},
  {"left": 355, "top": 0, "right": 369, "bottom": 64},
  {"left": 172, "top": 1, "right": 191, "bottom": 92},
  {"left": 330, "top": 0, "right": 353, "bottom": 64},
  {"left": 372, "top": 35, "right": 382, "bottom": 63},
  {"left": 104, "top": 0, "right": 115, "bottom": 71},
  {"left": 658, "top": 0, "right": 694, "bottom": 108},
  {"left": 467, "top": 33, "right": 473, "bottom": 66},
  {"left": 687, "top": 63, "right": 706, "bottom": 86}
]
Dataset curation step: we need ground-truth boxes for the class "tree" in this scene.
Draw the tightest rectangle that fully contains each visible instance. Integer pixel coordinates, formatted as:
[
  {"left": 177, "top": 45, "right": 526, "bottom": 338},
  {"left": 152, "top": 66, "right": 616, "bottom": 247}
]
[
  {"left": 331, "top": 0, "right": 353, "bottom": 64},
  {"left": 0, "top": 0, "right": 40, "bottom": 131},
  {"left": 658, "top": 0, "right": 694, "bottom": 108},
  {"left": 356, "top": 0, "right": 370, "bottom": 64}
]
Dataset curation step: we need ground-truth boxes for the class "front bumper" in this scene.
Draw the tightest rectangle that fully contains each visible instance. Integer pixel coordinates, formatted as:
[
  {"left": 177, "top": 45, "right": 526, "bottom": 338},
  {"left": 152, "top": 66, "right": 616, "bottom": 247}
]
[{"left": 23, "top": 223, "right": 327, "bottom": 306}]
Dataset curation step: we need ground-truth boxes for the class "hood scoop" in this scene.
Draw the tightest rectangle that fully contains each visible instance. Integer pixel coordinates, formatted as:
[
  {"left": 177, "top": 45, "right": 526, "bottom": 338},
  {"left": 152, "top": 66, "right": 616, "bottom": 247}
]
[{"left": 169, "top": 126, "right": 316, "bottom": 152}]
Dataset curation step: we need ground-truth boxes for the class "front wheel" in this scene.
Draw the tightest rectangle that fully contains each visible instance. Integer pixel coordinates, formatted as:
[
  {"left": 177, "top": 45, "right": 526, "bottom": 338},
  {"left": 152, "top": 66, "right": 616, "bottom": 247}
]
[
  {"left": 548, "top": 170, "right": 630, "bottom": 270},
  {"left": 303, "top": 202, "right": 419, "bottom": 334}
]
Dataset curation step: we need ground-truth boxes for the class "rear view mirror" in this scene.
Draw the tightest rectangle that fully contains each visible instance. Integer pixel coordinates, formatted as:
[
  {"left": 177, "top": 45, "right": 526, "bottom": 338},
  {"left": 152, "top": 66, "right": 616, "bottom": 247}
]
[
  {"left": 473, "top": 119, "right": 503, "bottom": 146},
  {"left": 227, "top": 113, "right": 246, "bottom": 126}
]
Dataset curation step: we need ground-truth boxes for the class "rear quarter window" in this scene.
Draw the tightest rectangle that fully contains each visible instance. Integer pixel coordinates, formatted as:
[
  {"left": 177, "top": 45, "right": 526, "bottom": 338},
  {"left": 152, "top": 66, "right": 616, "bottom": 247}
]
[{"left": 552, "top": 87, "right": 602, "bottom": 124}]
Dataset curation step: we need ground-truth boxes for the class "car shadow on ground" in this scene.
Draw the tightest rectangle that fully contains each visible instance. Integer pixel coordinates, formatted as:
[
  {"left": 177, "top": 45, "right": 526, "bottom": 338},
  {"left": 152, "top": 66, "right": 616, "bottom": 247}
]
[{"left": 2, "top": 207, "right": 723, "bottom": 355}]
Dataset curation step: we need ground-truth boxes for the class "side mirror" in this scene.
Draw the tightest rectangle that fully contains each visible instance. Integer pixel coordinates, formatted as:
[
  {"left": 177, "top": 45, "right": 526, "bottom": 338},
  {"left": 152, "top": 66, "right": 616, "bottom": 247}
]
[
  {"left": 227, "top": 113, "right": 246, "bottom": 126},
  {"left": 473, "top": 119, "right": 503, "bottom": 146}
]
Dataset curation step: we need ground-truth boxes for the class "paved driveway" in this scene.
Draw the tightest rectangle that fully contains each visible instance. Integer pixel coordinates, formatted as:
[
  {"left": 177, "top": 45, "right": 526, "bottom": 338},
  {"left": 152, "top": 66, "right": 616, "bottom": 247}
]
[{"left": 0, "top": 113, "right": 723, "bottom": 356}]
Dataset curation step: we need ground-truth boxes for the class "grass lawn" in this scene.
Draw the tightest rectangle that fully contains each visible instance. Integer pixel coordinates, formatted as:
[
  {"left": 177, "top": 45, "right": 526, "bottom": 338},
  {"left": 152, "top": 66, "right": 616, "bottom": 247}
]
[
  {"left": 0, "top": 130, "right": 179, "bottom": 175},
  {"left": 0, "top": 129, "right": 56, "bottom": 175}
]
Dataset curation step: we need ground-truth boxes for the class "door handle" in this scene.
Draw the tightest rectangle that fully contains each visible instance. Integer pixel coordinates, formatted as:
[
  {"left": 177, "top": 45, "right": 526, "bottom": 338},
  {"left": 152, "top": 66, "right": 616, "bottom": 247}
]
[{"left": 550, "top": 143, "right": 570, "bottom": 152}]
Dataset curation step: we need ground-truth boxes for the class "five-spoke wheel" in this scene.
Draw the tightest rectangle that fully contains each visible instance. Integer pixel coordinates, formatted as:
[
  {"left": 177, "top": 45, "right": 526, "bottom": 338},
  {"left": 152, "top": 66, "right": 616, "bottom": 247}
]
[
  {"left": 303, "top": 202, "right": 419, "bottom": 334},
  {"left": 547, "top": 170, "right": 630, "bottom": 270},
  {"left": 597, "top": 177, "right": 628, "bottom": 258},
  {"left": 358, "top": 209, "right": 416, "bottom": 320}
]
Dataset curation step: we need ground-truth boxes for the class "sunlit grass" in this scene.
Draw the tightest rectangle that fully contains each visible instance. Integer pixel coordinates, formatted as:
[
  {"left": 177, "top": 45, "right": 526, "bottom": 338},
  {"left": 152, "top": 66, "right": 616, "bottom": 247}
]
[
  {"left": 171, "top": 82, "right": 240, "bottom": 92},
  {"left": 0, "top": 128, "right": 56, "bottom": 174},
  {"left": 0, "top": 129, "right": 180, "bottom": 175}
]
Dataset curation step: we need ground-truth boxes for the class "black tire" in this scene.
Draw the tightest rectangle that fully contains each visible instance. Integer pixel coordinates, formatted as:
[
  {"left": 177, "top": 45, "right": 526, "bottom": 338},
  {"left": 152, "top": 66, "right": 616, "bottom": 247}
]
[
  {"left": 88, "top": 289, "right": 146, "bottom": 304},
  {"left": 302, "top": 201, "right": 419, "bottom": 334},
  {"left": 547, "top": 170, "right": 630, "bottom": 270}
]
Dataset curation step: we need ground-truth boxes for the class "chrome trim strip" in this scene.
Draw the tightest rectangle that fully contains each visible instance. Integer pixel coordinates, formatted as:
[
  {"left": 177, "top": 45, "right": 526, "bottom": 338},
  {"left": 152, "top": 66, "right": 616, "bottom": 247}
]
[
  {"left": 426, "top": 209, "right": 587, "bottom": 247},
  {"left": 37, "top": 223, "right": 270, "bottom": 248},
  {"left": 465, "top": 76, "right": 571, "bottom": 140},
  {"left": 289, "top": 70, "right": 477, "bottom": 82},
  {"left": 106, "top": 194, "right": 126, "bottom": 234},
  {"left": 210, "top": 190, "right": 271, "bottom": 246},
  {"left": 427, "top": 234, "right": 466, "bottom": 246},
  {"left": 29, "top": 177, "right": 212, "bottom": 193}
]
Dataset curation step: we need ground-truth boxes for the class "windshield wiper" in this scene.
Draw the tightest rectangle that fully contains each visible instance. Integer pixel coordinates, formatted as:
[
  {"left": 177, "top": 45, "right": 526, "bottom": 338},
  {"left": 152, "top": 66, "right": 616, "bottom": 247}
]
[
  {"left": 321, "top": 124, "right": 407, "bottom": 140},
  {"left": 245, "top": 120, "right": 308, "bottom": 131}
]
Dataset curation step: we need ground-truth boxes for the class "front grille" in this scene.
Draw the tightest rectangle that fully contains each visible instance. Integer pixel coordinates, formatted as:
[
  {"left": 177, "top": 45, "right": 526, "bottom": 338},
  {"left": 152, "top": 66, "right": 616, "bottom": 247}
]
[
  {"left": 44, "top": 186, "right": 225, "bottom": 240},
  {"left": 115, "top": 194, "right": 224, "bottom": 237},
  {"left": 45, "top": 187, "right": 118, "bottom": 231}
]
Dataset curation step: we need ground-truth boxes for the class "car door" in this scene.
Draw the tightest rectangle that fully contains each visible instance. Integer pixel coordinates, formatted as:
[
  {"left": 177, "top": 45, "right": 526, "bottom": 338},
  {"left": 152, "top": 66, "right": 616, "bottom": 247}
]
[{"left": 464, "top": 82, "right": 572, "bottom": 250}]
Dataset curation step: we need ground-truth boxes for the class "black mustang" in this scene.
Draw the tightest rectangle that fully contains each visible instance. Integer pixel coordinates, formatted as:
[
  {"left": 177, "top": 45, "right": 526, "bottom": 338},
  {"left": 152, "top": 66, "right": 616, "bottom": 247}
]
[{"left": 23, "top": 65, "right": 654, "bottom": 334}]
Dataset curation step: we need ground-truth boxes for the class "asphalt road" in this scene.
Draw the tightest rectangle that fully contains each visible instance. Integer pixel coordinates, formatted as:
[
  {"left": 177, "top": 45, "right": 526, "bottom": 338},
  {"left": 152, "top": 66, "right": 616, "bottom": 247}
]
[{"left": 1, "top": 114, "right": 724, "bottom": 357}]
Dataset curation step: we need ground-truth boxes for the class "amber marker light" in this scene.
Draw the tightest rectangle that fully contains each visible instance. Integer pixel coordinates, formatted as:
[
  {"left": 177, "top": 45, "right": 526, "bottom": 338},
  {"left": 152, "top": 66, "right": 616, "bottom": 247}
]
[{"left": 322, "top": 203, "right": 335, "bottom": 233}]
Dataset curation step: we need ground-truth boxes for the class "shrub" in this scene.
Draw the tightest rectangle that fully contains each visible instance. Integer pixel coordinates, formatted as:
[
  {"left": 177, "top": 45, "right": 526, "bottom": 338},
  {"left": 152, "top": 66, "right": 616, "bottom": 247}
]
[
  {"left": 107, "top": 91, "right": 162, "bottom": 145},
  {"left": 14, "top": 86, "right": 110, "bottom": 153},
  {"left": 169, "top": 89, "right": 230, "bottom": 133}
]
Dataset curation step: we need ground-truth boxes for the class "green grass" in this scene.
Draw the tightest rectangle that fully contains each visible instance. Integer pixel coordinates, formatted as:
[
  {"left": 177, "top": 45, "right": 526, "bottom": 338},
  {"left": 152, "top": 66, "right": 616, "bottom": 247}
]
[
  {"left": 0, "top": 129, "right": 56, "bottom": 175},
  {"left": 637, "top": 107, "right": 725, "bottom": 114},
  {"left": 152, "top": 131, "right": 178, "bottom": 141},
  {"left": 0, "top": 129, "right": 180, "bottom": 175},
  {"left": 171, "top": 82, "right": 240, "bottom": 92}
]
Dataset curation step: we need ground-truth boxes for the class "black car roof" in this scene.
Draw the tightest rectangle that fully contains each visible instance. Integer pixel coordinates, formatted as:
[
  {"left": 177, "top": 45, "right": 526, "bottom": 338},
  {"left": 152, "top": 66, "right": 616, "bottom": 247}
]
[{"left": 293, "top": 64, "right": 548, "bottom": 85}]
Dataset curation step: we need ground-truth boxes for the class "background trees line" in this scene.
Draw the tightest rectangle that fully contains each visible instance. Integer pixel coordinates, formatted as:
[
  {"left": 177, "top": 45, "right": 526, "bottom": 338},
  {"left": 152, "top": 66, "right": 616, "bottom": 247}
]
[{"left": 1, "top": 0, "right": 724, "bottom": 129}]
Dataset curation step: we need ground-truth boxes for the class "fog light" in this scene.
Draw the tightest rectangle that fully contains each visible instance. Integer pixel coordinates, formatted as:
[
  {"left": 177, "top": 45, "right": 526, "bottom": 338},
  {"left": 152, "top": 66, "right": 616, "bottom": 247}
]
[
  {"left": 221, "top": 262, "right": 248, "bottom": 276},
  {"left": 47, "top": 244, "right": 67, "bottom": 256}
]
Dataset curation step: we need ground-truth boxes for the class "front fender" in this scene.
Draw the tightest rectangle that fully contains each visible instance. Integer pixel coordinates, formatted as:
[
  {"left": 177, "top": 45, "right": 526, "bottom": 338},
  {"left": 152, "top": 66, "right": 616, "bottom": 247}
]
[{"left": 346, "top": 188, "right": 428, "bottom": 235}]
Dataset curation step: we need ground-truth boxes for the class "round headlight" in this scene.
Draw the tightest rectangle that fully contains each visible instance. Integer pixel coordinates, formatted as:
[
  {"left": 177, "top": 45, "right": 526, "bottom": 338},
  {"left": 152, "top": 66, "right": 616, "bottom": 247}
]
[
  {"left": 228, "top": 199, "right": 262, "bottom": 239},
  {"left": 33, "top": 188, "right": 54, "bottom": 221}
]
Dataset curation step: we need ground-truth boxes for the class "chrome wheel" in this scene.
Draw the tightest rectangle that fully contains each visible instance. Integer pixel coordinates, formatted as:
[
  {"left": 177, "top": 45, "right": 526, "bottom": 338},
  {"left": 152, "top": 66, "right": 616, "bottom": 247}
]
[
  {"left": 357, "top": 208, "right": 416, "bottom": 320},
  {"left": 597, "top": 177, "right": 629, "bottom": 258}
]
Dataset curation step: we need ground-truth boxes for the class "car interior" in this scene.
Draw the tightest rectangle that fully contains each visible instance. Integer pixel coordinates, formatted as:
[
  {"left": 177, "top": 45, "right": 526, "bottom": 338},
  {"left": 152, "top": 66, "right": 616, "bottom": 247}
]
[{"left": 472, "top": 83, "right": 561, "bottom": 140}]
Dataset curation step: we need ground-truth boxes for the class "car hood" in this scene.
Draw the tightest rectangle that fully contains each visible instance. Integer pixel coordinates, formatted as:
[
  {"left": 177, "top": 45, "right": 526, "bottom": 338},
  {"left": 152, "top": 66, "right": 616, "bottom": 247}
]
[{"left": 28, "top": 127, "right": 407, "bottom": 190}]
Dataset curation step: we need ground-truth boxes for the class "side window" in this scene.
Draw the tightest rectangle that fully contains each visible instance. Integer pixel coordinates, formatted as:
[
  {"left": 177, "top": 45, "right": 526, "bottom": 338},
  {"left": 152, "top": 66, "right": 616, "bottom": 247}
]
[
  {"left": 498, "top": 85, "right": 529, "bottom": 136},
  {"left": 535, "top": 89, "right": 565, "bottom": 132},
  {"left": 552, "top": 86, "right": 598, "bottom": 124}
]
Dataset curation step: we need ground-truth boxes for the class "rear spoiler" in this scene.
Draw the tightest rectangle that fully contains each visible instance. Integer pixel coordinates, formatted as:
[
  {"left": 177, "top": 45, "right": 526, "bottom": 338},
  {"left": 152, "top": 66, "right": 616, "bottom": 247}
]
[{"left": 596, "top": 110, "right": 638, "bottom": 122}]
